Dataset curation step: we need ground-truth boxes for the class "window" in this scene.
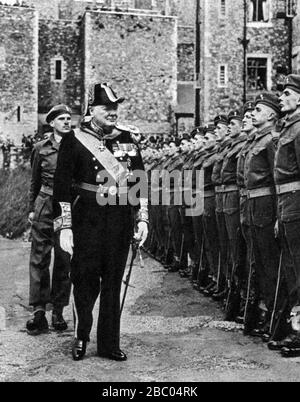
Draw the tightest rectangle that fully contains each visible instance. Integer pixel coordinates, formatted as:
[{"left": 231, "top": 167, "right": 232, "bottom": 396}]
[
  {"left": 219, "top": 0, "right": 227, "bottom": 18},
  {"left": 51, "top": 57, "right": 65, "bottom": 83},
  {"left": 247, "top": 57, "right": 268, "bottom": 90},
  {"left": 17, "top": 106, "right": 21, "bottom": 123},
  {"left": 248, "top": 0, "right": 271, "bottom": 23},
  {"left": 286, "top": 0, "right": 296, "bottom": 17},
  {"left": 218, "top": 64, "right": 228, "bottom": 88},
  {"left": 55, "top": 60, "right": 62, "bottom": 80}
]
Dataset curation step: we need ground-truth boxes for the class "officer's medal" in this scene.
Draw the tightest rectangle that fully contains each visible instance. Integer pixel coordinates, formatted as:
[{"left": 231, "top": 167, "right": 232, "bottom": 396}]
[{"left": 99, "top": 139, "right": 106, "bottom": 152}]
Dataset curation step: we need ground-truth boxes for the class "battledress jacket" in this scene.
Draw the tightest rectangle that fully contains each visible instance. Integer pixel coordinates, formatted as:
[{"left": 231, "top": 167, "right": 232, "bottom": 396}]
[
  {"left": 52, "top": 121, "right": 147, "bottom": 232},
  {"left": 274, "top": 113, "right": 300, "bottom": 223}
]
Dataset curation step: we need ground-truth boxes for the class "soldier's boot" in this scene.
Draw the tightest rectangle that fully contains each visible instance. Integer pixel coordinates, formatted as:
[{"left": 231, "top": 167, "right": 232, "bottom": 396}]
[
  {"left": 243, "top": 298, "right": 259, "bottom": 335},
  {"left": 250, "top": 308, "right": 271, "bottom": 339},
  {"left": 269, "top": 307, "right": 300, "bottom": 351},
  {"left": 199, "top": 275, "right": 214, "bottom": 293},
  {"left": 162, "top": 248, "right": 174, "bottom": 268},
  {"left": 224, "top": 287, "right": 241, "bottom": 322},
  {"left": 26, "top": 310, "right": 49, "bottom": 336},
  {"left": 235, "top": 292, "right": 247, "bottom": 324},
  {"left": 168, "top": 258, "right": 181, "bottom": 273},
  {"left": 52, "top": 307, "right": 68, "bottom": 331},
  {"left": 212, "top": 276, "right": 228, "bottom": 301}
]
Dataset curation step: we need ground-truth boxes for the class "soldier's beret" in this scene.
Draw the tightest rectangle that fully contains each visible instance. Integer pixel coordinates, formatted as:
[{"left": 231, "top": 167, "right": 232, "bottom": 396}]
[
  {"left": 191, "top": 126, "right": 205, "bottom": 137},
  {"left": 204, "top": 124, "right": 216, "bottom": 134},
  {"left": 87, "top": 82, "right": 125, "bottom": 110},
  {"left": 228, "top": 110, "right": 242, "bottom": 122},
  {"left": 243, "top": 101, "right": 255, "bottom": 114},
  {"left": 255, "top": 92, "right": 281, "bottom": 114},
  {"left": 284, "top": 74, "right": 300, "bottom": 94},
  {"left": 181, "top": 133, "right": 190, "bottom": 141},
  {"left": 214, "top": 115, "right": 228, "bottom": 126},
  {"left": 46, "top": 104, "right": 72, "bottom": 124}
]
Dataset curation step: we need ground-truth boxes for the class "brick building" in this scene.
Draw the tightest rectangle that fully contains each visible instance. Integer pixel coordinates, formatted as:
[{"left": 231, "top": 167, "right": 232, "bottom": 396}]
[
  {"left": 0, "top": 0, "right": 197, "bottom": 143},
  {"left": 198, "top": 0, "right": 295, "bottom": 123}
]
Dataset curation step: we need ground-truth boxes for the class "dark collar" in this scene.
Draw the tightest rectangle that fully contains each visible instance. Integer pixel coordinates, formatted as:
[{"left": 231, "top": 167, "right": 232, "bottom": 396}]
[
  {"left": 281, "top": 113, "right": 300, "bottom": 130},
  {"left": 255, "top": 126, "right": 273, "bottom": 140}
]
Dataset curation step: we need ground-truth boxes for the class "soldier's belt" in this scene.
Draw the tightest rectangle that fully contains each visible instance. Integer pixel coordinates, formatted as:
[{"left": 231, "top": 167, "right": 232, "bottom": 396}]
[
  {"left": 40, "top": 185, "right": 53, "bottom": 196},
  {"left": 77, "top": 182, "right": 127, "bottom": 197},
  {"left": 215, "top": 185, "right": 239, "bottom": 193},
  {"left": 246, "top": 187, "right": 274, "bottom": 199},
  {"left": 276, "top": 181, "right": 300, "bottom": 195},
  {"left": 204, "top": 190, "right": 215, "bottom": 198}
]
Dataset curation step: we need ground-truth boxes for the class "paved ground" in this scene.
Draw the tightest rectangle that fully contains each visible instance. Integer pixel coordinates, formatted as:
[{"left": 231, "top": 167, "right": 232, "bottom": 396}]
[{"left": 0, "top": 238, "right": 300, "bottom": 382}]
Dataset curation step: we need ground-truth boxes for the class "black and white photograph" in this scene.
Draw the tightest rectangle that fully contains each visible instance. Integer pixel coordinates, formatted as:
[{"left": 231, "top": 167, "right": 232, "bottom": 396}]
[{"left": 0, "top": 0, "right": 300, "bottom": 386}]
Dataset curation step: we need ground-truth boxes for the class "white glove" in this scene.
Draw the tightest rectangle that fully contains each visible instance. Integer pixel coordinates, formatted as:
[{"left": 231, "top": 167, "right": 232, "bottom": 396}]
[
  {"left": 274, "top": 220, "right": 279, "bottom": 238},
  {"left": 28, "top": 212, "right": 35, "bottom": 224},
  {"left": 134, "top": 221, "right": 148, "bottom": 247},
  {"left": 60, "top": 229, "right": 74, "bottom": 257}
]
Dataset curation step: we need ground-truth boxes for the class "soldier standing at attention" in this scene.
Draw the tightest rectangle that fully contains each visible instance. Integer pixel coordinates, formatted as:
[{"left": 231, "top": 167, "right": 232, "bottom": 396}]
[
  {"left": 269, "top": 75, "right": 300, "bottom": 357},
  {"left": 26, "top": 105, "right": 72, "bottom": 335},
  {"left": 243, "top": 93, "right": 281, "bottom": 340},
  {"left": 53, "top": 83, "right": 148, "bottom": 361}
]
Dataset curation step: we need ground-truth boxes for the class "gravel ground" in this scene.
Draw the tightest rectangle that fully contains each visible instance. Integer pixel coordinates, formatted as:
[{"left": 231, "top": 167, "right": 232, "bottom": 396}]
[{"left": 0, "top": 238, "right": 300, "bottom": 382}]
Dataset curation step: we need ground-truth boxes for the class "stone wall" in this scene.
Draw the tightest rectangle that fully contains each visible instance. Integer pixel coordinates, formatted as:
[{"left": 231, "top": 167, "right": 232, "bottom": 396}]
[
  {"left": 84, "top": 10, "right": 177, "bottom": 135},
  {"left": 0, "top": 5, "right": 38, "bottom": 144},
  {"left": 38, "top": 18, "right": 83, "bottom": 119},
  {"left": 200, "top": 0, "right": 289, "bottom": 123}
]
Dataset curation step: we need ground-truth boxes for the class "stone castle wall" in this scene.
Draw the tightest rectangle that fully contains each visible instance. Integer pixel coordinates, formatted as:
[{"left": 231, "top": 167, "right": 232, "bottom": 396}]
[
  {"left": 0, "top": 5, "right": 38, "bottom": 144},
  {"left": 84, "top": 10, "right": 177, "bottom": 135}
]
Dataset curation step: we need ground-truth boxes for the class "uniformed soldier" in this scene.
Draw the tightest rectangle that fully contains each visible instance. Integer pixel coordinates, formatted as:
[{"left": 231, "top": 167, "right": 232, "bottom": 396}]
[
  {"left": 53, "top": 83, "right": 148, "bottom": 361},
  {"left": 269, "top": 74, "right": 300, "bottom": 357},
  {"left": 236, "top": 101, "right": 257, "bottom": 327},
  {"left": 164, "top": 138, "right": 185, "bottom": 273},
  {"left": 179, "top": 136, "right": 198, "bottom": 278},
  {"left": 26, "top": 105, "right": 72, "bottom": 336},
  {"left": 220, "top": 110, "right": 247, "bottom": 320},
  {"left": 200, "top": 125, "right": 220, "bottom": 294},
  {"left": 209, "top": 116, "right": 231, "bottom": 298},
  {"left": 243, "top": 93, "right": 281, "bottom": 339}
]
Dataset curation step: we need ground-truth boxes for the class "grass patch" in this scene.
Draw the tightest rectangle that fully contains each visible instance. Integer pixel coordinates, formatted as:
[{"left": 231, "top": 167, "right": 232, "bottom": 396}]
[{"left": 0, "top": 166, "right": 31, "bottom": 239}]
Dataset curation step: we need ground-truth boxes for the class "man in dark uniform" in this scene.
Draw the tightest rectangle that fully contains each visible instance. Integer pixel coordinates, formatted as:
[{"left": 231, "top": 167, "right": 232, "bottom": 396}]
[
  {"left": 220, "top": 111, "right": 247, "bottom": 320},
  {"left": 236, "top": 101, "right": 257, "bottom": 328},
  {"left": 26, "top": 105, "right": 72, "bottom": 335},
  {"left": 200, "top": 125, "right": 220, "bottom": 294},
  {"left": 244, "top": 93, "right": 281, "bottom": 339},
  {"left": 53, "top": 83, "right": 148, "bottom": 361},
  {"left": 269, "top": 75, "right": 300, "bottom": 356},
  {"left": 210, "top": 116, "right": 231, "bottom": 298}
]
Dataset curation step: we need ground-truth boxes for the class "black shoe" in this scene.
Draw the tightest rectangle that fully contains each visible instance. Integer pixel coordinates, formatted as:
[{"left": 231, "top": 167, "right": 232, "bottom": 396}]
[
  {"left": 281, "top": 346, "right": 300, "bottom": 358},
  {"left": 52, "top": 311, "right": 68, "bottom": 331},
  {"left": 168, "top": 261, "right": 180, "bottom": 273},
  {"left": 72, "top": 338, "right": 87, "bottom": 361},
  {"left": 268, "top": 334, "right": 300, "bottom": 351},
  {"left": 203, "top": 284, "right": 218, "bottom": 297},
  {"left": 98, "top": 349, "right": 127, "bottom": 361},
  {"left": 26, "top": 311, "right": 49, "bottom": 336},
  {"left": 212, "top": 289, "right": 228, "bottom": 302}
]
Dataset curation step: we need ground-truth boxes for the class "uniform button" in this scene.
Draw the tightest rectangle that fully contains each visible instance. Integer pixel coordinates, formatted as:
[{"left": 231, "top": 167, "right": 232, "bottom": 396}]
[
  {"left": 93, "top": 157, "right": 96, "bottom": 161},
  {"left": 95, "top": 166, "right": 98, "bottom": 170}
]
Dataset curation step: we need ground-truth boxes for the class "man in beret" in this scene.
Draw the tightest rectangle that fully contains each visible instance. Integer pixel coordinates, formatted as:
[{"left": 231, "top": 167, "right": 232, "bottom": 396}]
[
  {"left": 53, "top": 83, "right": 148, "bottom": 361},
  {"left": 26, "top": 105, "right": 72, "bottom": 335},
  {"left": 236, "top": 101, "right": 258, "bottom": 328},
  {"left": 219, "top": 111, "right": 248, "bottom": 320},
  {"left": 208, "top": 117, "right": 231, "bottom": 299},
  {"left": 269, "top": 74, "right": 300, "bottom": 356},
  {"left": 243, "top": 92, "right": 281, "bottom": 339}
]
